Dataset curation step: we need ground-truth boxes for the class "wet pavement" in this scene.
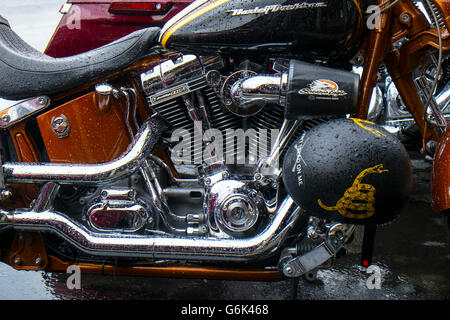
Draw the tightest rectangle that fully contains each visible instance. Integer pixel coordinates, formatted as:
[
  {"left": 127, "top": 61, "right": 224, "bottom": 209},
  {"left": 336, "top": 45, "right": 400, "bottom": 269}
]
[{"left": 0, "top": 1, "right": 449, "bottom": 301}]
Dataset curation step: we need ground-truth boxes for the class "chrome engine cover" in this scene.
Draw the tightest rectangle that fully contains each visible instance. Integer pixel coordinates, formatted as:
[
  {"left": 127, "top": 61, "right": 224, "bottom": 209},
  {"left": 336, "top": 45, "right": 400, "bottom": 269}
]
[
  {"left": 207, "top": 179, "right": 266, "bottom": 238},
  {"left": 85, "top": 187, "right": 154, "bottom": 233}
]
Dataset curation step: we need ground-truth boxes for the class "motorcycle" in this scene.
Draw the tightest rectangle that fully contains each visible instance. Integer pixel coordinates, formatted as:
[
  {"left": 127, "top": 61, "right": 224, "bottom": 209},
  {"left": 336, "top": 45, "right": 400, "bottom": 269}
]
[{"left": 0, "top": 0, "right": 448, "bottom": 283}]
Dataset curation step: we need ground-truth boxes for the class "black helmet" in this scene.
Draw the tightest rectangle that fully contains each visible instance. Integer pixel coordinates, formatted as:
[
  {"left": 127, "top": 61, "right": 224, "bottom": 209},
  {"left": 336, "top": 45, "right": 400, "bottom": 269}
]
[{"left": 282, "top": 118, "right": 413, "bottom": 225}]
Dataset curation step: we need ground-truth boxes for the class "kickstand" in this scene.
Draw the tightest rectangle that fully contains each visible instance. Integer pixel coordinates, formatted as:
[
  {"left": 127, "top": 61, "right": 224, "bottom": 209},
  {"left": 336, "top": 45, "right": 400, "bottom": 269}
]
[
  {"left": 289, "top": 277, "right": 299, "bottom": 300},
  {"left": 361, "top": 225, "right": 377, "bottom": 267}
]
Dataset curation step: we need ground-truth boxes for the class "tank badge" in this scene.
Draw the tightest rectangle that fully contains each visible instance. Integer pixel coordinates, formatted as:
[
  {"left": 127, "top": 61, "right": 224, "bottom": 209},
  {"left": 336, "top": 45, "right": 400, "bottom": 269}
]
[
  {"left": 297, "top": 79, "right": 347, "bottom": 99},
  {"left": 317, "top": 164, "right": 389, "bottom": 219},
  {"left": 350, "top": 118, "right": 387, "bottom": 138},
  {"left": 226, "top": 2, "right": 327, "bottom": 16}
]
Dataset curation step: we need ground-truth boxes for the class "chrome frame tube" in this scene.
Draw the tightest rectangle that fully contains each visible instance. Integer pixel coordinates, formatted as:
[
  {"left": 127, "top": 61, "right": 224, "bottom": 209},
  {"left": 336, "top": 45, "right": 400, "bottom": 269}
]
[
  {"left": 255, "top": 118, "right": 301, "bottom": 175},
  {"left": 2, "top": 118, "right": 161, "bottom": 185},
  {"left": 140, "top": 159, "right": 187, "bottom": 234},
  {"left": 1, "top": 196, "right": 300, "bottom": 261}
]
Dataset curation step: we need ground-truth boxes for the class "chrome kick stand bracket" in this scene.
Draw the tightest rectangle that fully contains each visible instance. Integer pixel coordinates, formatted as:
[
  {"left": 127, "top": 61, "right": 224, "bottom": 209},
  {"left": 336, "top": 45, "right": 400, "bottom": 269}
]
[
  {"left": 280, "top": 223, "right": 354, "bottom": 278},
  {"left": 282, "top": 242, "right": 336, "bottom": 278}
]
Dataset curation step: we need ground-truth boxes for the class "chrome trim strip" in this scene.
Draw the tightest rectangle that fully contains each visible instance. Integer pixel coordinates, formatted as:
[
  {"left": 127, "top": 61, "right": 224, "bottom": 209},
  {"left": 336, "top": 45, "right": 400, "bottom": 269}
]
[{"left": 0, "top": 96, "right": 51, "bottom": 129}]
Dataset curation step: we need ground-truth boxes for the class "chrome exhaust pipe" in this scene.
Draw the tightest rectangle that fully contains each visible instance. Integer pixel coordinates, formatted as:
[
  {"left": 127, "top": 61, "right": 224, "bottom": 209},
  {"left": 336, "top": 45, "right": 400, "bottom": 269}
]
[
  {"left": 2, "top": 117, "right": 164, "bottom": 185},
  {"left": 437, "top": 82, "right": 450, "bottom": 113},
  {"left": 0, "top": 196, "right": 300, "bottom": 261}
]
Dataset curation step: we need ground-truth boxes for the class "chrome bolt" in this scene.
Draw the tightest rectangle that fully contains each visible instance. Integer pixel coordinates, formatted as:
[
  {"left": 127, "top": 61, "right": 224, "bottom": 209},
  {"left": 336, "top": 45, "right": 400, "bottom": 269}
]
[
  {"left": 35, "top": 257, "right": 44, "bottom": 267},
  {"left": 101, "top": 191, "right": 108, "bottom": 198},
  {"left": 284, "top": 265, "right": 294, "bottom": 276},
  {"left": 37, "top": 97, "right": 48, "bottom": 106},
  {"left": 401, "top": 13, "right": 410, "bottom": 23},
  {"left": 1, "top": 189, "right": 13, "bottom": 199},
  {"left": 14, "top": 256, "right": 22, "bottom": 266},
  {"left": 254, "top": 173, "right": 262, "bottom": 181},
  {"left": 307, "top": 226, "right": 319, "bottom": 239},
  {"left": 353, "top": 54, "right": 364, "bottom": 66},
  {"left": 426, "top": 141, "right": 438, "bottom": 155},
  {"left": 335, "top": 231, "right": 345, "bottom": 241},
  {"left": 222, "top": 171, "right": 230, "bottom": 179},
  {"left": 204, "top": 178, "right": 211, "bottom": 186},
  {"left": 131, "top": 175, "right": 140, "bottom": 184},
  {"left": 1, "top": 114, "right": 10, "bottom": 123}
]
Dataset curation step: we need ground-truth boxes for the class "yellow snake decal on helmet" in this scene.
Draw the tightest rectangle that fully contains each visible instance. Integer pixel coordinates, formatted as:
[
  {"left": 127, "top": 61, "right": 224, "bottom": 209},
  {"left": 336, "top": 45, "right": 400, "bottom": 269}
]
[
  {"left": 350, "top": 118, "right": 386, "bottom": 138},
  {"left": 317, "top": 164, "right": 389, "bottom": 219}
]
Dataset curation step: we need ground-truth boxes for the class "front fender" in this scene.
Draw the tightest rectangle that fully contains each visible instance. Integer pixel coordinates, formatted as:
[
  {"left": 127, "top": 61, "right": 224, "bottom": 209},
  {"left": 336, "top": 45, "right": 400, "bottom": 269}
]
[{"left": 432, "top": 125, "right": 450, "bottom": 212}]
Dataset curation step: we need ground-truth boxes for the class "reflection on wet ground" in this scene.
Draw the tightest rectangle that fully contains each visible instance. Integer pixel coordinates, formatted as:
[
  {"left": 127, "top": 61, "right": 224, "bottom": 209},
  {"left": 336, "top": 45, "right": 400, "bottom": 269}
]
[{"left": 1, "top": 154, "right": 448, "bottom": 300}]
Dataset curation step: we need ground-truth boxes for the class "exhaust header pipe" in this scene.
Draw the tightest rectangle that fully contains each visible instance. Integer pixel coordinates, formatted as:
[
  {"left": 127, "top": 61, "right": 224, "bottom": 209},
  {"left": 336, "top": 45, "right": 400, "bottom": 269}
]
[
  {"left": 0, "top": 196, "right": 300, "bottom": 261},
  {"left": 0, "top": 115, "right": 302, "bottom": 261},
  {"left": 2, "top": 117, "right": 164, "bottom": 185}
]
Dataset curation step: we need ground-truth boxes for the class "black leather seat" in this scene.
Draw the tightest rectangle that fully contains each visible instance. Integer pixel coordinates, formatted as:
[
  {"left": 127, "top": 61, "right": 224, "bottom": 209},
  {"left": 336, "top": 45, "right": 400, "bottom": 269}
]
[{"left": 0, "top": 15, "right": 160, "bottom": 100}]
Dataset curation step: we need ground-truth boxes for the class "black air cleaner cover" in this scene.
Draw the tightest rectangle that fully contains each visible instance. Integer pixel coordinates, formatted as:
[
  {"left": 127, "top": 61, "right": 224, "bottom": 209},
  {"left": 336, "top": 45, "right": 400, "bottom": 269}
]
[
  {"left": 284, "top": 60, "right": 360, "bottom": 120},
  {"left": 282, "top": 118, "right": 413, "bottom": 225}
]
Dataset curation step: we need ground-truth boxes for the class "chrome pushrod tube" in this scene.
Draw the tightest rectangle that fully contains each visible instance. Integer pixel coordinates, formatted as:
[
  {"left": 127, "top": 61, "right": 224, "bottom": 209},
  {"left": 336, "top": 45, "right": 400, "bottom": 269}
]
[
  {"left": 1, "top": 196, "right": 300, "bottom": 261},
  {"left": 2, "top": 118, "right": 163, "bottom": 185}
]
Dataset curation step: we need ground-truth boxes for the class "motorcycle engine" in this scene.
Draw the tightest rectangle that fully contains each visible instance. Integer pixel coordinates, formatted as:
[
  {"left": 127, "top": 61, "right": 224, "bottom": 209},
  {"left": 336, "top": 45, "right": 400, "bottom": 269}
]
[
  {"left": 138, "top": 54, "right": 294, "bottom": 238},
  {"left": 76, "top": 54, "right": 360, "bottom": 239}
]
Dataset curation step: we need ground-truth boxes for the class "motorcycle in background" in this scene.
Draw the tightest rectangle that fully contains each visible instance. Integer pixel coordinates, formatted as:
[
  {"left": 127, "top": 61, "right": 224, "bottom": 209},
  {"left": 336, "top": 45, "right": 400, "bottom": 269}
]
[
  {"left": 0, "top": 0, "right": 448, "bottom": 282},
  {"left": 45, "top": 0, "right": 193, "bottom": 58}
]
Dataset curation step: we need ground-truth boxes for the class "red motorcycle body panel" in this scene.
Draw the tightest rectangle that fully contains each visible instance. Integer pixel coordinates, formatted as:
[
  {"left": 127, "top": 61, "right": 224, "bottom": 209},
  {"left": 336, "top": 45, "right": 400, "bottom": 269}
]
[{"left": 44, "top": 0, "right": 193, "bottom": 58}]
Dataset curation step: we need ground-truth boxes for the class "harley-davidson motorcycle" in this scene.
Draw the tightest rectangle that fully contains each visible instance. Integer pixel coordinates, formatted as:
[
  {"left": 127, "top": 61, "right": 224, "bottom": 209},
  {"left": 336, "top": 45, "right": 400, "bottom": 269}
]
[{"left": 0, "top": 0, "right": 448, "bottom": 282}]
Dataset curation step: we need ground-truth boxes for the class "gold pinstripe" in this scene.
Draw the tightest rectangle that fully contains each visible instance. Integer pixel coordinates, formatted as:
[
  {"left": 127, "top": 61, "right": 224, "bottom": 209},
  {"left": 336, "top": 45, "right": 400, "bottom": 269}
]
[{"left": 160, "top": 0, "right": 231, "bottom": 48}]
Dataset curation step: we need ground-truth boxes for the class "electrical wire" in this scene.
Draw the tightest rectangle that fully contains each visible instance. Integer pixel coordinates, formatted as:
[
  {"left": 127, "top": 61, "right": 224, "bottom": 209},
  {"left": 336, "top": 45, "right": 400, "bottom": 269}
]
[
  {"left": 364, "top": 0, "right": 400, "bottom": 16},
  {"left": 422, "top": 0, "right": 444, "bottom": 120},
  {"left": 378, "top": 0, "right": 401, "bottom": 14}
]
